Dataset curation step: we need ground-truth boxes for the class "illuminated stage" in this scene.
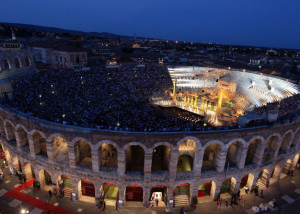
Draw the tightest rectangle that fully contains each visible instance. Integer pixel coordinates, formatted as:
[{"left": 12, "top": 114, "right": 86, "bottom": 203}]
[{"left": 153, "top": 66, "right": 300, "bottom": 126}]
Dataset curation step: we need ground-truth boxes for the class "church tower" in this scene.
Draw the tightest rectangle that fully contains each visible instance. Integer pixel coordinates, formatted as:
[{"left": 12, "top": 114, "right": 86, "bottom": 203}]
[{"left": 12, "top": 30, "right": 16, "bottom": 40}]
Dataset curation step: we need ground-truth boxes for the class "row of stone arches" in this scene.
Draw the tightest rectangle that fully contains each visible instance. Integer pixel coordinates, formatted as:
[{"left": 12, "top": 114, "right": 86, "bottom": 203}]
[
  {"left": 1, "top": 57, "right": 31, "bottom": 71},
  {"left": 1, "top": 119, "right": 300, "bottom": 175},
  {"left": 2, "top": 141, "right": 300, "bottom": 208}
]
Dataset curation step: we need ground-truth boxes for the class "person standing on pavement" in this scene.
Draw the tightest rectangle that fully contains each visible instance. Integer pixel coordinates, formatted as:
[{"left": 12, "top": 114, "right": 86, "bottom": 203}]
[
  {"left": 48, "top": 190, "right": 52, "bottom": 202},
  {"left": 225, "top": 199, "right": 228, "bottom": 208},
  {"left": 103, "top": 200, "right": 106, "bottom": 211}
]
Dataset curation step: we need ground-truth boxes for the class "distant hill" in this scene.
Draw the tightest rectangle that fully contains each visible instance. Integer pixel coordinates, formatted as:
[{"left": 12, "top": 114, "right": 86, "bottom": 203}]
[{"left": 0, "top": 22, "right": 132, "bottom": 39}]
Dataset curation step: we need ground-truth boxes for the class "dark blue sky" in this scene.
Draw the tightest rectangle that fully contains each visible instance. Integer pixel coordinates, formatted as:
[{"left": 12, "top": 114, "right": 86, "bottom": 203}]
[{"left": 1, "top": 0, "right": 300, "bottom": 49}]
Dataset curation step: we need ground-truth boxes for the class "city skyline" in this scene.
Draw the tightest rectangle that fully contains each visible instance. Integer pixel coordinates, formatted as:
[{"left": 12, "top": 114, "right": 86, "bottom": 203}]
[{"left": 1, "top": 0, "right": 300, "bottom": 49}]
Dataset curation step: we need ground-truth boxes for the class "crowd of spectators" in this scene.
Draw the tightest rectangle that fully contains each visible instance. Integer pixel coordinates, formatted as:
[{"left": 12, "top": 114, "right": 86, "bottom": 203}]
[
  {"left": 252, "top": 94, "right": 300, "bottom": 118},
  {"left": 10, "top": 64, "right": 199, "bottom": 132},
  {"left": 9, "top": 63, "right": 300, "bottom": 132}
]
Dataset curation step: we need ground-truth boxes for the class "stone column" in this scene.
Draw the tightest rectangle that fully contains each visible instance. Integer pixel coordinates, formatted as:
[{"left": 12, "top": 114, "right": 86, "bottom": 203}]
[
  {"left": 233, "top": 181, "right": 241, "bottom": 194},
  {"left": 167, "top": 185, "right": 174, "bottom": 207},
  {"left": 119, "top": 186, "right": 126, "bottom": 206},
  {"left": 192, "top": 188, "right": 198, "bottom": 199},
  {"left": 215, "top": 148, "right": 227, "bottom": 172},
  {"left": 4, "top": 149, "right": 12, "bottom": 166},
  {"left": 117, "top": 150, "right": 126, "bottom": 176},
  {"left": 46, "top": 141, "right": 54, "bottom": 164},
  {"left": 15, "top": 130, "right": 22, "bottom": 151},
  {"left": 213, "top": 185, "right": 221, "bottom": 200},
  {"left": 250, "top": 176, "right": 258, "bottom": 190},
  {"left": 91, "top": 148, "right": 99, "bottom": 173},
  {"left": 246, "top": 173, "right": 255, "bottom": 189},
  {"left": 275, "top": 166, "right": 284, "bottom": 181},
  {"left": 68, "top": 145, "right": 76, "bottom": 169},
  {"left": 72, "top": 179, "right": 79, "bottom": 201},
  {"left": 144, "top": 149, "right": 152, "bottom": 178},
  {"left": 27, "top": 134, "right": 36, "bottom": 158},
  {"left": 194, "top": 150, "right": 203, "bottom": 176},
  {"left": 254, "top": 143, "right": 266, "bottom": 166},
  {"left": 237, "top": 146, "right": 248, "bottom": 169},
  {"left": 143, "top": 186, "right": 150, "bottom": 207},
  {"left": 168, "top": 148, "right": 179, "bottom": 179},
  {"left": 94, "top": 182, "right": 101, "bottom": 198}
]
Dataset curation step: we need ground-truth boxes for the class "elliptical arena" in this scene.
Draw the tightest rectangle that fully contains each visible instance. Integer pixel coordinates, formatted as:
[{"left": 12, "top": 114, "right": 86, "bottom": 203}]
[{"left": 1, "top": 64, "right": 300, "bottom": 208}]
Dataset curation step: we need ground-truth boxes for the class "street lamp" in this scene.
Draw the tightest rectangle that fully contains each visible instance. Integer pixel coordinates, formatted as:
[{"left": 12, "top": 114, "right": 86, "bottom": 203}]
[{"left": 21, "top": 208, "right": 29, "bottom": 213}]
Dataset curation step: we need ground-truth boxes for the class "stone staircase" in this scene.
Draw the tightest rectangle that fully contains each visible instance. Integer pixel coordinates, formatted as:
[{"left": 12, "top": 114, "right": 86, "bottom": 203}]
[
  {"left": 104, "top": 185, "right": 118, "bottom": 206},
  {"left": 62, "top": 177, "right": 73, "bottom": 198},
  {"left": 174, "top": 186, "right": 190, "bottom": 206},
  {"left": 256, "top": 179, "right": 267, "bottom": 190}
]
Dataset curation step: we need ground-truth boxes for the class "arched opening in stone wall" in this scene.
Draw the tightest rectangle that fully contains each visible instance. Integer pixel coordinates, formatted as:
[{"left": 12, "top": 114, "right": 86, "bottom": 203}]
[
  {"left": 32, "top": 132, "right": 47, "bottom": 157},
  {"left": 220, "top": 177, "right": 236, "bottom": 197},
  {"left": 202, "top": 143, "right": 221, "bottom": 172},
  {"left": 198, "top": 181, "right": 215, "bottom": 201},
  {"left": 178, "top": 139, "right": 197, "bottom": 172},
  {"left": 281, "top": 159, "right": 292, "bottom": 177},
  {"left": 126, "top": 184, "right": 143, "bottom": 202},
  {"left": 291, "top": 130, "right": 300, "bottom": 151},
  {"left": 4, "top": 59, "right": 11, "bottom": 70},
  {"left": 78, "top": 179, "right": 95, "bottom": 198},
  {"left": 177, "top": 155, "right": 193, "bottom": 172},
  {"left": 271, "top": 164, "right": 282, "bottom": 181},
  {"left": 24, "top": 163, "right": 35, "bottom": 181},
  {"left": 5, "top": 121, "right": 15, "bottom": 142},
  {"left": 239, "top": 173, "right": 255, "bottom": 194},
  {"left": 57, "top": 175, "right": 73, "bottom": 198},
  {"left": 245, "top": 139, "right": 262, "bottom": 166},
  {"left": 279, "top": 132, "right": 292, "bottom": 155},
  {"left": 126, "top": 145, "right": 144, "bottom": 174},
  {"left": 256, "top": 169, "right": 270, "bottom": 188},
  {"left": 100, "top": 182, "right": 119, "bottom": 206},
  {"left": 38, "top": 169, "right": 52, "bottom": 189},
  {"left": 174, "top": 183, "right": 191, "bottom": 207},
  {"left": 15, "top": 58, "right": 21, "bottom": 68},
  {"left": 17, "top": 127, "right": 29, "bottom": 151},
  {"left": 75, "top": 140, "right": 92, "bottom": 168},
  {"left": 178, "top": 139, "right": 197, "bottom": 156},
  {"left": 149, "top": 185, "right": 167, "bottom": 207},
  {"left": 25, "top": 57, "right": 31, "bottom": 66},
  {"left": 292, "top": 153, "right": 300, "bottom": 169},
  {"left": 52, "top": 137, "right": 69, "bottom": 165},
  {"left": 262, "top": 136, "right": 279, "bottom": 164},
  {"left": 99, "top": 143, "right": 118, "bottom": 171},
  {"left": 152, "top": 145, "right": 170, "bottom": 172},
  {"left": 225, "top": 141, "right": 243, "bottom": 169}
]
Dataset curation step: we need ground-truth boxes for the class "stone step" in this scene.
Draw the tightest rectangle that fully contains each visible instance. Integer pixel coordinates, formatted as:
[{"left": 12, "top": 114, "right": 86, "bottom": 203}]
[{"left": 105, "top": 199, "right": 116, "bottom": 206}]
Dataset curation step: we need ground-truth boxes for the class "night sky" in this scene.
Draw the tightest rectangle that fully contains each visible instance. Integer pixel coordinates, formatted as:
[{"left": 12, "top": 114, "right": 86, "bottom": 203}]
[{"left": 1, "top": 0, "right": 300, "bottom": 49}]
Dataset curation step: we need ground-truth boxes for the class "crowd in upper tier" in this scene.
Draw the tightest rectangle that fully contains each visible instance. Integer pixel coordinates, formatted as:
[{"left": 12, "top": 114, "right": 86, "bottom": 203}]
[
  {"left": 252, "top": 94, "right": 300, "bottom": 119},
  {"left": 10, "top": 64, "right": 199, "bottom": 131}
]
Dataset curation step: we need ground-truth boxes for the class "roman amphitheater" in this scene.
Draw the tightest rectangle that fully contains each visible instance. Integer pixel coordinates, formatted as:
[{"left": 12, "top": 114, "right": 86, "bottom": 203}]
[{"left": 0, "top": 64, "right": 300, "bottom": 208}]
